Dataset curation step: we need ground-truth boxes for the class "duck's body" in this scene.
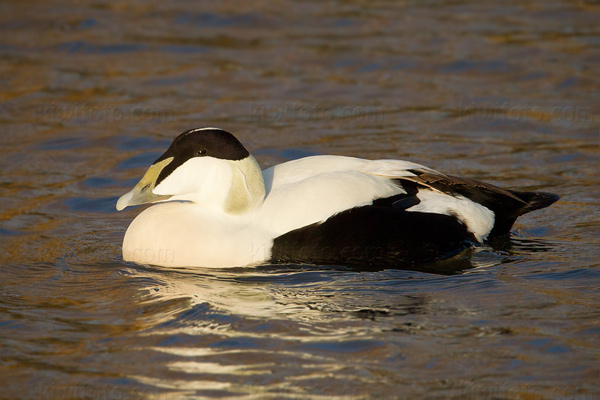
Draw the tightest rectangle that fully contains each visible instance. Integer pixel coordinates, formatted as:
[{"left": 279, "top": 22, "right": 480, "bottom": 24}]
[{"left": 117, "top": 128, "right": 559, "bottom": 269}]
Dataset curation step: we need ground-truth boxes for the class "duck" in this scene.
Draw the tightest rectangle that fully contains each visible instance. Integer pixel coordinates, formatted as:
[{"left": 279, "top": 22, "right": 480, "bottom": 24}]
[{"left": 116, "top": 127, "right": 559, "bottom": 269}]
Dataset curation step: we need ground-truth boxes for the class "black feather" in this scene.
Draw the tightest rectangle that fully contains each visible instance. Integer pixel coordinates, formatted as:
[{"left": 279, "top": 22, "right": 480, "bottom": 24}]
[
  {"left": 155, "top": 128, "right": 249, "bottom": 186},
  {"left": 270, "top": 203, "right": 477, "bottom": 270}
]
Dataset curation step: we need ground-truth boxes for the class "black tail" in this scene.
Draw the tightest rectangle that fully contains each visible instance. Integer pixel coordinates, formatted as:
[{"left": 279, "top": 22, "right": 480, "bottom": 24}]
[
  {"left": 508, "top": 190, "right": 560, "bottom": 216},
  {"left": 488, "top": 190, "right": 560, "bottom": 238}
]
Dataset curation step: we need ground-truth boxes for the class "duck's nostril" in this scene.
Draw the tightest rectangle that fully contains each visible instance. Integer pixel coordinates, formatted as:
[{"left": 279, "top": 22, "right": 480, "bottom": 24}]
[{"left": 141, "top": 184, "right": 151, "bottom": 192}]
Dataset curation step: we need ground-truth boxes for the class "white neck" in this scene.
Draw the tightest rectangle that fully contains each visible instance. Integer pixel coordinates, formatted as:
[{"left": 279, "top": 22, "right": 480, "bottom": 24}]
[{"left": 153, "top": 155, "right": 266, "bottom": 215}]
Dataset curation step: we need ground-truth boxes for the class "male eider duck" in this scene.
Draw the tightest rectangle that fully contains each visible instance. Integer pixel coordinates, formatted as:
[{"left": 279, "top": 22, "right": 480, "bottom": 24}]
[{"left": 116, "top": 127, "right": 559, "bottom": 269}]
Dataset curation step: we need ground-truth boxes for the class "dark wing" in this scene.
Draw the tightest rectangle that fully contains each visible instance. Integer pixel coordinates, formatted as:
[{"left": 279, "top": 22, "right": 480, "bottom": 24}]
[{"left": 269, "top": 166, "right": 559, "bottom": 270}]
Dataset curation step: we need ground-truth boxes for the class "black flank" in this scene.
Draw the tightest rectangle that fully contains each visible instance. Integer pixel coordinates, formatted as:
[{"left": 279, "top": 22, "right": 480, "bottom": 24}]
[{"left": 270, "top": 203, "right": 477, "bottom": 269}]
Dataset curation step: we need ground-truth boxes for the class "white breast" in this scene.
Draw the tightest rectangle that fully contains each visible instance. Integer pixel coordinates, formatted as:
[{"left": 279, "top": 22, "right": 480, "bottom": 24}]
[{"left": 122, "top": 202, "right": 272, "bottom": 267}]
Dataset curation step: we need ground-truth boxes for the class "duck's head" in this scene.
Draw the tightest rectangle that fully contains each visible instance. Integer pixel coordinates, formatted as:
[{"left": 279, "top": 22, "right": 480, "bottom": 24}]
[{"left": 116, "top": 128, "right": 265, "bottom": 214}]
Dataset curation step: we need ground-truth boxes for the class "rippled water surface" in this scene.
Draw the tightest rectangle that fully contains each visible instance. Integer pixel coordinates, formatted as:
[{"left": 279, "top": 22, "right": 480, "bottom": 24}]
[{"left": 1, "top": 1, "right": 599, "bottom": 398}]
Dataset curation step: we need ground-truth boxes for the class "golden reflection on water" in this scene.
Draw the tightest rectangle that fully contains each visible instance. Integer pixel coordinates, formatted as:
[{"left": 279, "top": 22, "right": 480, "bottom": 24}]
[{"left": 1, "top": 0, "right": 599, "bottom": 398}]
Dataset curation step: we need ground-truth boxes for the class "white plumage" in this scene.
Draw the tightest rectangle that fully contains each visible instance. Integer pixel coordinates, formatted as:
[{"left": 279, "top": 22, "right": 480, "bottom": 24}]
[{"left": 116, "top": 128, "right": 559, "bottom": 269}]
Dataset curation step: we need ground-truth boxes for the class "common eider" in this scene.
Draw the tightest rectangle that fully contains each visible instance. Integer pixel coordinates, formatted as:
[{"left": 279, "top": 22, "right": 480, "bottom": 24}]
[{"left": 116, "top": 127, "right": 559, "bottom": 269}]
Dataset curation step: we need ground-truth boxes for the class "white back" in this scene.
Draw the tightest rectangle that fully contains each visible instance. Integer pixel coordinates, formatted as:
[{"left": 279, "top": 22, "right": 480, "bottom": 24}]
[{"left": 257, "top": 155, "right": 422, "bottom": 236}]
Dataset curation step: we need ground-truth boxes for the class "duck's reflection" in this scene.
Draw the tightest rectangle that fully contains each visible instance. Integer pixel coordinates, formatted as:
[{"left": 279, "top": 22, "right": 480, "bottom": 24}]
[
  {"left": 127, "top": 231, "right": 562, "bottom": 331},
  {"left": 123, "top": 234, "right": 555, "bottom": 395}
]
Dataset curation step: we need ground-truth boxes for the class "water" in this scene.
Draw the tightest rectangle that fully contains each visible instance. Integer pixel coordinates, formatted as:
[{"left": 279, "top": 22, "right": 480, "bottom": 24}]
[{"left": 1, "top": 0, "right": 599, "bottom": 398}]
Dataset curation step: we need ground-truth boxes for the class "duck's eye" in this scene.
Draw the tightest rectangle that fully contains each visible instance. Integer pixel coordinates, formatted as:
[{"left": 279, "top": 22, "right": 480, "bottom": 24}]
[{"left": 195, "top": 149, "right": 208, "bottom": 157}]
